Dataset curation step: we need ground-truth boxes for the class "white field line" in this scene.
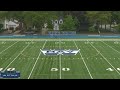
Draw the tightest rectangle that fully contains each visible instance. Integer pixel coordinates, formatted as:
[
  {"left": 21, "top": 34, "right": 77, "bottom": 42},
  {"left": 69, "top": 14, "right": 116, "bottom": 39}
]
[
  {"left": 28, "top": 40, "right": 47, "bottom": 79},
  {"left": 59, "top": 40, "right": 62, "bottom": 79},
  {"left": 3, "top": 43, "right": 30, "bottom": 71},
  {"left": 101, "top": 41, "right": 120, "bottom": 54},
  {"left": 1, "top": 39, "right": 120, "bottom": 42},
  {"left": 30, "top": 74, "right": 117, "bottom": 76},
  {"left": 73, "top": 41, "right": 93, "bottom": 79},
  {"left": 89, "top": 42, "right": 120, "bottom": 75},
  {"left": 0, "top": 41, "right": 19, "bottom": 55}
]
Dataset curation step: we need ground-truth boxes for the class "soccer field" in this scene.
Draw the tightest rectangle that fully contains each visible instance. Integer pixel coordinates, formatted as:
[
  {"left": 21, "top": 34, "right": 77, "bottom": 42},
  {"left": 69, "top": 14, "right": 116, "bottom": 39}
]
[{"left": 0, "top": 39, "right": 120, "bottom": 79}]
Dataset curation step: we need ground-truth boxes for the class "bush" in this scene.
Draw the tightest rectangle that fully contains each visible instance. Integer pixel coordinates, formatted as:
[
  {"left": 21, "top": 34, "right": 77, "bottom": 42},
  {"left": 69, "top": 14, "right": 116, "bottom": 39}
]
[
  {"left": 89, "top": 26, "right": 96, "bottom": 32},
  {"left": 9, "top": 27, "right": 14, "bottom": 30},
  {"left": 113, "top": 24, "right": 120, "bottom": 32},
  {"left": 0, "top": 24, "right": 3, "bottom": 30}
]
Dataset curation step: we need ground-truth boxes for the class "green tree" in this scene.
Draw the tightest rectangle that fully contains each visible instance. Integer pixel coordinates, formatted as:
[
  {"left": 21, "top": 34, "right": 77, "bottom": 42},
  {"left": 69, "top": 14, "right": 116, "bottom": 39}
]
[
  {"left": 61, "top": 15, "right": 76, "bottom": 31},
  {"left": 86, "top": 11, "right": 112, "bottom": 32},
  {"left": 89, "top": 26, "right": 96, "bottom": 32}
]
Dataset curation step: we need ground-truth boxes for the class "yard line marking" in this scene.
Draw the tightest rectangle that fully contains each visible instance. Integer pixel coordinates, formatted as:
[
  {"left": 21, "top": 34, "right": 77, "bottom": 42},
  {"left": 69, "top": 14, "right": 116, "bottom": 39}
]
[
  {"left": 101, "top": 41, "right": 120, "bottom": 54},
  {"left": 3, "top": 43, "right": 30, "bottom": 71},
  {"left": 28, "top": 73, "right": 119, "bottom": 76},
  {"left": 28, "top": 40, "right": 47, "bottom": 79},
  {"left": 59, "top": 39, "right": 62, "bottom": 79},
  {"left": 73, "top": 41, "right": 93, "bottom": 79},
  {"left": 89, "top": 42, "right": 120, "bottom": 75},
  {"left": 1, "top": 39, "right": 120, "bottom": 42},
  {"left": 0, "top": 41, "right": 18, "bottom": 55}
]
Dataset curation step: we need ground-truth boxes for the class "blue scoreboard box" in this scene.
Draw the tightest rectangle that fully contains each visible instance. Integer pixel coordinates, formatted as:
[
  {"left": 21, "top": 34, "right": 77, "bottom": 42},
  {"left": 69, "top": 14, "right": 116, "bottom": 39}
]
[{"left": 0, "top": 71, "right": 20, "bottom": 78}]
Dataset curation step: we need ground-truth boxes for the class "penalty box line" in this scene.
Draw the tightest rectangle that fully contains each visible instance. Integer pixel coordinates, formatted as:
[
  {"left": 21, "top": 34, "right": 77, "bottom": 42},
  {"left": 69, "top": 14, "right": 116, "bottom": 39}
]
[
  {"left": 101, "top": 41, "right": 120, "bottom": 54},
  {"left": 0, "top": 41, "right": 19, "bottom": 55},
  {"left": 28, "top": 40, "right": 47, "bottom": 79},
  {"left": 73, "top": 41, "right": 93, "bottom": 79},
  {"left": 89, "top": 42, "right": 120, "bottom": 75},
  {"left": 3, "top": 42, "right": 30, "bottom": 71}
]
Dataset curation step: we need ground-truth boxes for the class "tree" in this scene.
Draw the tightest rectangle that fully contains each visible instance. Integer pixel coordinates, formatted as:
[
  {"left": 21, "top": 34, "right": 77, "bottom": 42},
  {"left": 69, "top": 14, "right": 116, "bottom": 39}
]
[
  {"left": 98, "top": 11, "right": 111, "bottom": 30},
  {"left": 86, "top": 11, "right": 112, "bottom": 33},
  {"left": 61, "top": 15, "right": 76, "bottom": 31},
  {"left": 22, "top": 11, "right": 59, "bottom": 32}
]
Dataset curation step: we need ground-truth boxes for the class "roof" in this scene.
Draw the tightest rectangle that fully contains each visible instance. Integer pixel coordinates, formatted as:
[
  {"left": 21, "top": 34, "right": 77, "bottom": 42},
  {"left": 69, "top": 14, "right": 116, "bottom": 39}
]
[{"left": 8, "top": 21, "right": 19, "bottom": 26}]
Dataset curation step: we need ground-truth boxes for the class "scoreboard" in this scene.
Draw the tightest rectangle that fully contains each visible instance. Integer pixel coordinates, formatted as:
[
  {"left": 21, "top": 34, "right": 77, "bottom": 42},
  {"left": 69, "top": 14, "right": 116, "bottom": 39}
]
[{"left": 0, "top": 68, "right": 20, "bottom": 78}]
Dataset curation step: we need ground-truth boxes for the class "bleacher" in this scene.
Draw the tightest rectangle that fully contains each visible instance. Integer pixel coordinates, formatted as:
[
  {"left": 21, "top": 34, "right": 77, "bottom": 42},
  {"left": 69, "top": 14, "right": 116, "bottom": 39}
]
[{"left": 48, "top": 31, "right": 76, "bottom": 35}]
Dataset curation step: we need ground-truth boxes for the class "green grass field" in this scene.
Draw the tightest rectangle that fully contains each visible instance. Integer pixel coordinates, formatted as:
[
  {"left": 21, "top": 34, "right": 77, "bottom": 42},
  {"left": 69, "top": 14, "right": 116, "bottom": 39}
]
[{"left": 0, "top": 39, "right": 120, "bottom": 79}]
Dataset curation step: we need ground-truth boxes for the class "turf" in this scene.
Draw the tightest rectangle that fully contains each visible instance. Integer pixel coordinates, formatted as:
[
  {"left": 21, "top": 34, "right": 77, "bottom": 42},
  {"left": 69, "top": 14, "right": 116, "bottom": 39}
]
[{"left": 0, "top": 39, "right": 120, "bottom": 79}]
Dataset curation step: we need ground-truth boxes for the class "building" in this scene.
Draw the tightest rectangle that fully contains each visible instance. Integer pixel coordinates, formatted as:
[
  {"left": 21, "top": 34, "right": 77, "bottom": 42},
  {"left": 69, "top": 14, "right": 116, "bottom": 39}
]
[{"left": 3, "top": 19, "right": 20, "bottom": 30}]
